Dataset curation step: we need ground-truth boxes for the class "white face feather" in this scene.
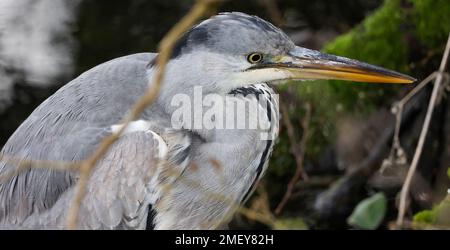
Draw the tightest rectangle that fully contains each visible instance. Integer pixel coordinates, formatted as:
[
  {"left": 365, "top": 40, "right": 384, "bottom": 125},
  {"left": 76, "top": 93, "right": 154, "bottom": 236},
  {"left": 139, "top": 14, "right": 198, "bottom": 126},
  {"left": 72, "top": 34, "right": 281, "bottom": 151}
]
[
  {"left": 153, "top": 50, "right": 293, "bottom": 97},
  {"left": 226, "top": 67, "right": 293, "bottom": 89}
]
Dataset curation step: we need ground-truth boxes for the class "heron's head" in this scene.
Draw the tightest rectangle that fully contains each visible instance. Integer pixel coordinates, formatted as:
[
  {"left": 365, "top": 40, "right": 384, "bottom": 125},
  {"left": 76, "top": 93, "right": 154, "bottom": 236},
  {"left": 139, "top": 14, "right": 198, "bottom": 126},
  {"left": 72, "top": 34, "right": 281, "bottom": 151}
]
[{"left": 157, "top": 12, "right": 415, "bottom": 95}]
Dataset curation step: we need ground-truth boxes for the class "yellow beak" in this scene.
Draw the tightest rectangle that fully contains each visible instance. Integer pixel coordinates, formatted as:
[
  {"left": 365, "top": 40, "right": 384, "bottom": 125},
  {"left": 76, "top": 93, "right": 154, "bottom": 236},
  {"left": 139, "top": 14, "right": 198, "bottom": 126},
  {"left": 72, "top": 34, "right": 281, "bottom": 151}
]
[{"left": 251, "top": 47, "right": 416, "bottom": 84}]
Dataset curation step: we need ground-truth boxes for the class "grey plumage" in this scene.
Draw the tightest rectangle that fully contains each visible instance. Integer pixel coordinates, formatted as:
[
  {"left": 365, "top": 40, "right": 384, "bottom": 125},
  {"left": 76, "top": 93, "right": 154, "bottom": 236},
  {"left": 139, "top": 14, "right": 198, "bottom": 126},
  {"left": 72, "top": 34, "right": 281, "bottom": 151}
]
[
  {"left": 0, "top": 51, "right": 276, "bottom": 229},
  {"left": 0, "top": 11, "right": 414, "bottom": 229},
  {"left": 170, "top": 12, "right": 293, "bottom": 59},
  {"left": 0, "top": 53, "right": 156, "bottom": 227}
]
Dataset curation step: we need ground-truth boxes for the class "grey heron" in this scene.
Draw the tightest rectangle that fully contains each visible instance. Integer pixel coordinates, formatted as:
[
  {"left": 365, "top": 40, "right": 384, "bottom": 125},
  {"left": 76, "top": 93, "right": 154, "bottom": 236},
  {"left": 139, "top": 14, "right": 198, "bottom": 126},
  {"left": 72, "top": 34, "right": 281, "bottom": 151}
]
[{"left": 0, "top": 12, "right": 415, "bottom": 229}]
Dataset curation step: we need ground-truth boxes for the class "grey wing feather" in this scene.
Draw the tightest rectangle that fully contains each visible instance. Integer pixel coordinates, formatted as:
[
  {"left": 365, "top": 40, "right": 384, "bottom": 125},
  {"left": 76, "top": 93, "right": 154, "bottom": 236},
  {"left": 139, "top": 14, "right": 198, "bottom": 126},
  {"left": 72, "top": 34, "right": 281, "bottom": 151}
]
[
  {"left": 0, "top": 53, "right": 157, "bottom": 226},
  {"left": 81, "top": 131, "right": 166, "bottom": 229},
  {"left": 2, "top": 131, "right": 166, "bottom": 229}
]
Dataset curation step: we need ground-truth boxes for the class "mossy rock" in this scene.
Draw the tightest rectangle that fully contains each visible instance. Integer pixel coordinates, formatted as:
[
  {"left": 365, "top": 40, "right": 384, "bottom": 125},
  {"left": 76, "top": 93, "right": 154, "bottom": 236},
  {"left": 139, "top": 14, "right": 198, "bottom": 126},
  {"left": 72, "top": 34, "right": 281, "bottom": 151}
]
[
  {"left": 278, "top": 0, "right": 450, "bottom": 159},
  {"left": 413, "top": 196, "right": 450, "bottom": 228},
  {"left": 411, "top": 0, "right": 450, "bottom": 48}
]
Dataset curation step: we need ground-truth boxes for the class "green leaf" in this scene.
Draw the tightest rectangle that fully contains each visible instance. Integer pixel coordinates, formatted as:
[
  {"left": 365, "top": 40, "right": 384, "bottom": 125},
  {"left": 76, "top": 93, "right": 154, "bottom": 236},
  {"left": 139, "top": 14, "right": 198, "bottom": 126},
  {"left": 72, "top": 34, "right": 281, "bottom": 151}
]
[{"left": 347, "top": 192, "right": 387, "bottom": 230}]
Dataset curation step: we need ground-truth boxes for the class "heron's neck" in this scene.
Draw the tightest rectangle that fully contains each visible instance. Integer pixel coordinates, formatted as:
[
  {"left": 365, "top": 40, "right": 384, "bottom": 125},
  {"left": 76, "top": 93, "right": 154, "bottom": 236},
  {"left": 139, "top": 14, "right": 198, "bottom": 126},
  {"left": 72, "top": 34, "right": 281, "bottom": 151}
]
[{"left": 152, "top": 83, "right": 280, "bottom": 229}]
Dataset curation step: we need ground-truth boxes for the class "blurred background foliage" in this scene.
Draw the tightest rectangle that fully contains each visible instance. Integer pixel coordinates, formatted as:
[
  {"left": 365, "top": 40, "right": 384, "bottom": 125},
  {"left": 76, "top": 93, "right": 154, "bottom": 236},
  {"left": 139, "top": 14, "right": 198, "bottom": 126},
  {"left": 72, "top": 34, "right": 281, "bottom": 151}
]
[{"left": 0, "top": 0, "right": 449, "bottom": 229}]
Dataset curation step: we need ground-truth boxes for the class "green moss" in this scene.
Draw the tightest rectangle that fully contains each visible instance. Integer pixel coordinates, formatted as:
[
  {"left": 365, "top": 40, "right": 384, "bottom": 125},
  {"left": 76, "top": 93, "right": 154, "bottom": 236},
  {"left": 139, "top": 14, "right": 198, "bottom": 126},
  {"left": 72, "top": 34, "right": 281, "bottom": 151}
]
[
  {"left": 411, "top": 0, "right": 450, "bottom": 48},
  {"left": 268, "top": 0, "right": 450, "bottom": 207},
  {"left": 285, "top": 0, "right": 413, "bottom": 158},
  {"left": 318, "top": 0, "right": 410, "bottom": 110},
  {"left": 325, "top": 0, "right": 408, "bottom": 73},
  {"left": 280, "top": 0, "right": 448, "bottom": 160},
  {"left": 413, "top": 197, "right": 450, "bottom": 227},
  {"left": 274, "top": 217, "right": 308, "bottom": 230},
  {"left": 413, "top": 210, "right": 436, "bottom": 224}
]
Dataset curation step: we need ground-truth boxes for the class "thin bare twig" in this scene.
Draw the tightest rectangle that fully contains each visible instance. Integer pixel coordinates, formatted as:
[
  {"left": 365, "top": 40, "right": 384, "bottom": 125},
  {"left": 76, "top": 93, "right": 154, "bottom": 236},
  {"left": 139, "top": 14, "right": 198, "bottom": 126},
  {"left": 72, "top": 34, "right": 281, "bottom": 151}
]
[
  {"left": 66, "top": 0, "right": 223, "bottom": 229},
  {"left": 384, "top": 72, "right": 439, "bottom": 177},
  {"left": 0, "top": 154, "right": 79, "bottom": 184},
  {"left": 274, "top": 101, "right": 311, "bottom": 215},
  {"left": 384, "top": 73, "right": 438, "bottom": 172},
  {"left": 396, "top": 33, "right": 450, "bottom": 227},
  {"left": 395, "top": 72, "right": 438, "bottom": 108},
  {"left": 389, "top": 73, "right": 439, "bottom": 159}
]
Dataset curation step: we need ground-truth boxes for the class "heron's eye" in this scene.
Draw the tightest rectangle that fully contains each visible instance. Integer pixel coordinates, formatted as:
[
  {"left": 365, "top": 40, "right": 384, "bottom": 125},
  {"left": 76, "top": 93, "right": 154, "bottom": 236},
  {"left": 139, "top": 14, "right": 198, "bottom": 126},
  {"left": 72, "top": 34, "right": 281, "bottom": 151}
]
[{"left": 247, "top": 53, "right": 263, "bottom": 64}]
